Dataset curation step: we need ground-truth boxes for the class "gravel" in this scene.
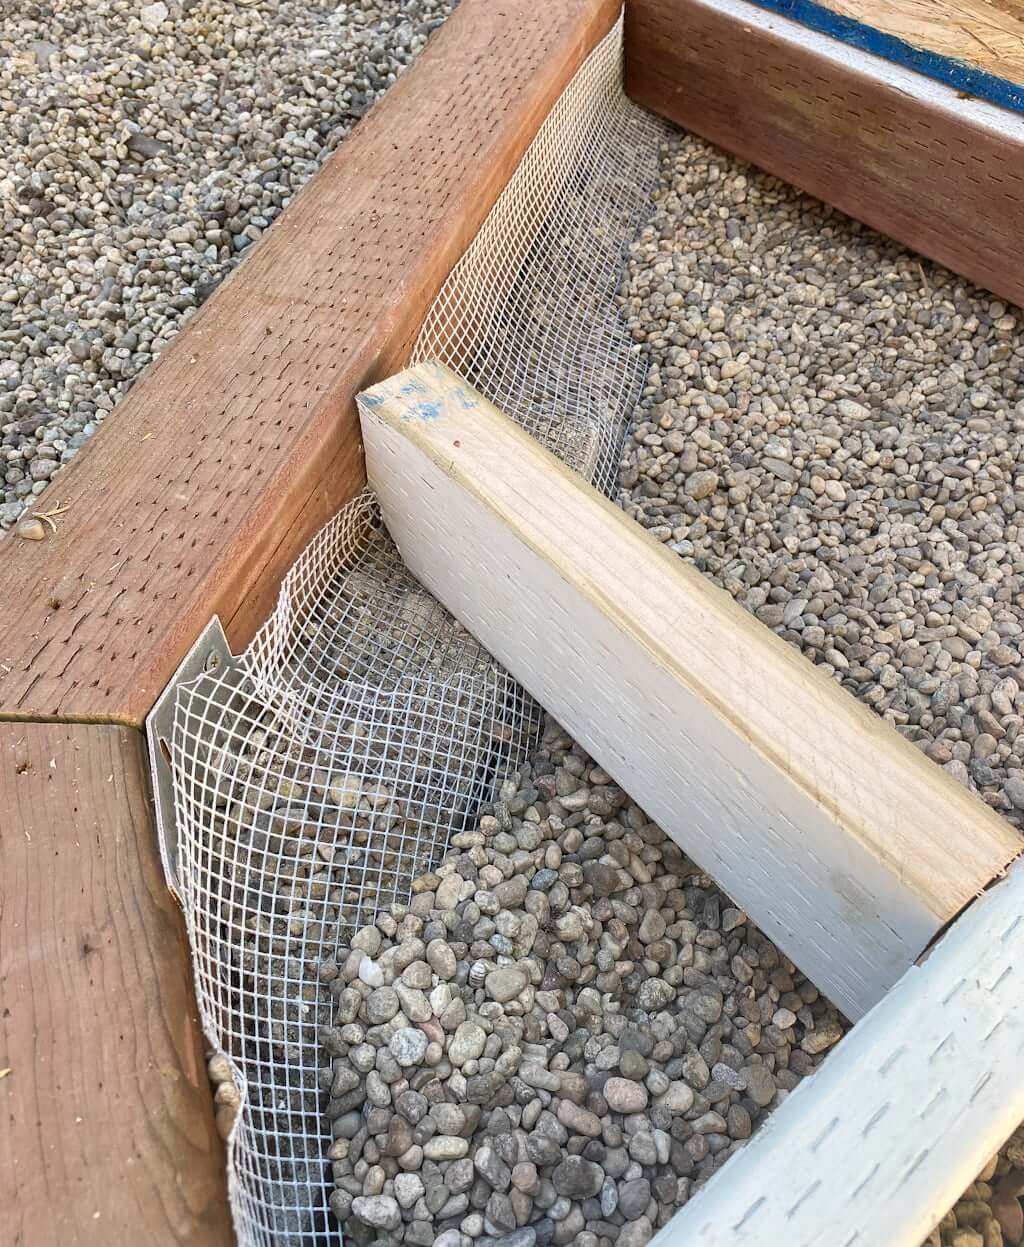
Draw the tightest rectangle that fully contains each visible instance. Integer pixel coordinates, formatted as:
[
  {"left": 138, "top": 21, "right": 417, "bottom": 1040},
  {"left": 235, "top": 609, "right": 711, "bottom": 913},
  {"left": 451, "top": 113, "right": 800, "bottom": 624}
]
[
  {"left": 926, "top": 1132, "right": 1024, "bottom": 1247},
  {"left": 322, "top": 716, "right": 845, "bottom": 1245},
  {"left": 12, "top": 11, "right": 1022, "bottom": 1237},
  {"left": 0, "top": 0, "right": 453, "bottom": 531},
  {"left": 616, "top": 128, "right": 1024, "bottom": 1247},
  {"left": 618, "top": 130, "right": 1024, "bottom": 831}
]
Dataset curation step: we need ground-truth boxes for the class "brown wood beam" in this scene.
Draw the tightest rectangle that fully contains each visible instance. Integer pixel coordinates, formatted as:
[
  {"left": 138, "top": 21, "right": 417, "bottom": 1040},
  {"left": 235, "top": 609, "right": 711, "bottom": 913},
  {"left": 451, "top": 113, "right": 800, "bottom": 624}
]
[
  {"left": 0, "top": 0, "right": 620, "bottom": 727},
  {"left": 624, "top": 0, "right": 1024, "bottom": 311},
  {"left": 0, "top": 722, "right": 231, "bottom": 1246}
]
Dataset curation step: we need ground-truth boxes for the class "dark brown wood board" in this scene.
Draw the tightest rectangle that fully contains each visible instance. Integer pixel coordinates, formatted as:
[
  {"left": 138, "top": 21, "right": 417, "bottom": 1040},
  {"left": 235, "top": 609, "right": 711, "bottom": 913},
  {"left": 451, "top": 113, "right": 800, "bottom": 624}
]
[
  {"left": 0, "top": 722, "right": 231, "bottom": 1246},
  {"left": 624, "top": 0, "right": 1024, "bottom": 310},
  {"left": 0, "top": 0, "right": 620, "bottom": 727}
]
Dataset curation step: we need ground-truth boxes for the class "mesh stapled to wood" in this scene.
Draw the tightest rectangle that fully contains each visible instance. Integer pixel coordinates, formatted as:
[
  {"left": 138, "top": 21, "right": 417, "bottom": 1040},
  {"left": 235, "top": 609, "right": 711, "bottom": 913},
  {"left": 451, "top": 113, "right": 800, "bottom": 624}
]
[
  {"left": 153, "top": 16, "right": 666, "bottom": 1247},
  {"left": 412, "top": 14, "right": 667, "bottom": 494}
]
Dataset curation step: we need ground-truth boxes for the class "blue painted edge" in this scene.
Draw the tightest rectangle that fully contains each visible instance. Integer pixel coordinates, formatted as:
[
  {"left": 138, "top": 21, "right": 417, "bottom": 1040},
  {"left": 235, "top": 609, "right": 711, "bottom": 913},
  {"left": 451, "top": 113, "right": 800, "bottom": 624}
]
[{"left": 748, "top": 0, "right": 1024, "bottom": 116}]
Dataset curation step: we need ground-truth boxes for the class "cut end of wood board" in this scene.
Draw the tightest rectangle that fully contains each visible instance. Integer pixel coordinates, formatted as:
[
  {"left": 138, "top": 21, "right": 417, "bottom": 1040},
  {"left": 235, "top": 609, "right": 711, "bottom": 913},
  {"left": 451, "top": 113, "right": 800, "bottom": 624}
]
[{"left": 358, "top": 361, "right": 1021, "bottom": 1019}]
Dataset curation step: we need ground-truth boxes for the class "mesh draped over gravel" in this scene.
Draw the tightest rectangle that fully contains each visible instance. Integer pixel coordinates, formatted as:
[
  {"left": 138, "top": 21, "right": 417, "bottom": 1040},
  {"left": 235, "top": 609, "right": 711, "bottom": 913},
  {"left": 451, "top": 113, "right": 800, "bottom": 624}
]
[{"left": 0, "top": 0, "right": 453, "bottom": 530}]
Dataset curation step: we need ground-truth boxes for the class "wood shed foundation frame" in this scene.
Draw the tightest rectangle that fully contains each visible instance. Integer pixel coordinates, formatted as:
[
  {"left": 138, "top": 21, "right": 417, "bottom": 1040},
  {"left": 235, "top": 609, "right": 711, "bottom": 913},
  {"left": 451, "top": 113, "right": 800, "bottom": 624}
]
[{"left": 2, "top": 0, "right": 1023, "bottom": 1243}]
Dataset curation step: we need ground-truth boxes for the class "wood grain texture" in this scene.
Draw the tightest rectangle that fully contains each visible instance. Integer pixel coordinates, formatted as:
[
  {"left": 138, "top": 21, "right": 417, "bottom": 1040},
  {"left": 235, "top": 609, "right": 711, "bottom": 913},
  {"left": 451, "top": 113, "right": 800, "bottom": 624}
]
[
  {"left": 0, "top": 722, "right": 230, "bottom": 1246},
  {"left": 748, "top": 0, "right": 1024, "bottom": 112},
  {"left": 624, "top": 0, "right": 1024, "bottom": 309},
  {"left": 0, "top": 0, "right": 619, "bottom": 727},
  {"left": 815, "top": 0, "right": 1024, "bottom": 86},
  {"left": 359, "top": 363, "right": 1022, "bottom": 1019},
  {"left": 651, "top": 859, "right": 1024, "bottom": 1247}
]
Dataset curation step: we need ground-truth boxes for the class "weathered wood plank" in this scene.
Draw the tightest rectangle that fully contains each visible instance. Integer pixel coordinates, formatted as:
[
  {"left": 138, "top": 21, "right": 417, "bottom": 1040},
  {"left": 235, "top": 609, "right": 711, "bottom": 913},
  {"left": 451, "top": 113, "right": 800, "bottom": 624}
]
[
  {"left": 0, "top": 722, "right": 230, "bottom": 1246},
  {"left": 0, "top": 0, "right": 620, "bottom": 726},
  {"left": 358, "top": 362, "right": 1021, "bottom": 1020},
  {"left": 650, "top": 859, "right": 1024, "bottom": 1247},
  {"left": 624, "top": 0, "right": 1024, "bottom": 310}
]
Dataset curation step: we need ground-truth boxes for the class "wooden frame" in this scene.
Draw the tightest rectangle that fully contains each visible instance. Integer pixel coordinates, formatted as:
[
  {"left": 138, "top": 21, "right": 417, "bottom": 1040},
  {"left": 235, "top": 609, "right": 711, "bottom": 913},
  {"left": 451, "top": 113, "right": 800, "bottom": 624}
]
[
  {"left": 360, "top": 361, "right": 1024, "bottom": 1242},
  {"left": 5, "top": 0, "right": 1024, "bottom": 1241},
  {"left": 0, "top": 4, "right": 620, "bottom": 1242},
  {"left": 624, "top": 0, "right": 1024, "bottom": 313}
]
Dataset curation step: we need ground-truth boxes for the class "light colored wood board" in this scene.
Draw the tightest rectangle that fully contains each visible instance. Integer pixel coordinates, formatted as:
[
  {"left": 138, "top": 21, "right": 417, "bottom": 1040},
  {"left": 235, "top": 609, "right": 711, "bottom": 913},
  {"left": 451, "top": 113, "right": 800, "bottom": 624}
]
[
  {"left": 810, "top": 0, "right": 1024, "bottom": 92},
  {"left": 0, "top": 722, "right": 231, "bottom": 1247},
  {"left": 650, "top": 859, "right": 1024, "bottom": 1247},
  {"left": 624, "top": 0, "right": 1024, "bottom": 311},
  {"left": 0, "top": 0, "right": 620, "bottom": 727},
  {"left": 358, "top": 362, "right": 1021, "bottom": 1020}
]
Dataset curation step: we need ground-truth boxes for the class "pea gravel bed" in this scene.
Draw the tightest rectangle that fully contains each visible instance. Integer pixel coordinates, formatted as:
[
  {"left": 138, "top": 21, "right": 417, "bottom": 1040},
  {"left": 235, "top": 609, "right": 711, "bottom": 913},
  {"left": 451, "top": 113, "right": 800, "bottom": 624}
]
[
  {"left": 618, "top": 132, "right": 1024, "bottom": 832},
  {"left": 322, "top": 715, "right": 846, "bottom": 1247},
  {"left": 615, "top": 131, "right": 1024, "bottom": 1247},
  {"left": 0, "top": 0, "right": 453, "bottom": 530}
]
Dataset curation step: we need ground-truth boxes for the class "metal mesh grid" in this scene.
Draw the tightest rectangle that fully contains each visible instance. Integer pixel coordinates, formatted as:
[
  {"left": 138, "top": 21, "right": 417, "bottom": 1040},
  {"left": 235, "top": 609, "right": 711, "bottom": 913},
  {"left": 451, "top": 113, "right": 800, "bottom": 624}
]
[
  {"left": 171, "top": 490, "right": 538, "bottom": 1245},
  {"left": 156, "top": 14, "right": 667, "bottom": 1246},
  {"left": 412, "top": 13, "right": 668, "bottom": 495}
]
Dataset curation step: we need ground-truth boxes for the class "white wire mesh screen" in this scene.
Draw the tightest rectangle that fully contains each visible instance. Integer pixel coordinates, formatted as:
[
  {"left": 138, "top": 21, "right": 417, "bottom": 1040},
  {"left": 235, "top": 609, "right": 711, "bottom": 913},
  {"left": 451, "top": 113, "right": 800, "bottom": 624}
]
[
  {"left": 157, "top": 14, "right": 667, "bottom": 1247},
  {"left": 412, "top": 14, "right": 668, "bottom": 496},
  {"left": 171, "top": 489, "right": 539, "bottom": 1245}
]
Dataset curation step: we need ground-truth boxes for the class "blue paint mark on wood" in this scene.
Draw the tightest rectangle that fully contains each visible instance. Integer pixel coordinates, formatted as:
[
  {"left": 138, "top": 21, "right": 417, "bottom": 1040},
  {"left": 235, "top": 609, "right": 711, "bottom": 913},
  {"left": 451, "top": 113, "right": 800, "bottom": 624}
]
[
  {"left": 750, "top": 0, "right": 1024, "bottom": 116},
  {"left": 401, "top": 400, "right": 443, "bottom": 422},
  {"left": 452, "top": 389, "right": 480, "bottom": 412}
]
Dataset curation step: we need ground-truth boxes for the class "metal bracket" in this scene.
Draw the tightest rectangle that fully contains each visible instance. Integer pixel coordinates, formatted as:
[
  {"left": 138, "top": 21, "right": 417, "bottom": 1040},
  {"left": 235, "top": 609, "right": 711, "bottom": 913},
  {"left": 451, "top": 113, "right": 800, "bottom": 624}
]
[{"left": 146, "top": 616, "right": 242, "bottom": 901}]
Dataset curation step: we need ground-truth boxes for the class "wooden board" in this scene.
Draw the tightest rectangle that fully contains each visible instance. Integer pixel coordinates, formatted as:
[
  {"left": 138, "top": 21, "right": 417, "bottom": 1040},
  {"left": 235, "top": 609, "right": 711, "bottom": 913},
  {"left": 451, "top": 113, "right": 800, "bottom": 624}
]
[
  {"left": 624, "top": 0, "right": 1024, "bottom": 311},
  {"left": 0, "top": 0, "right": 620, "bottom": 727},
  {"left": 752, "top": 0, "right": 1024, "bottom": 112},
  {"left": 0, "top": 722, "right": 231, "bottom": 1247},
  {"left": 358, "top": 362, "right": 1022, "bottom": 1020},
  {"left": 651, "top": 857, "right": 1024, "bottom": 1247}
]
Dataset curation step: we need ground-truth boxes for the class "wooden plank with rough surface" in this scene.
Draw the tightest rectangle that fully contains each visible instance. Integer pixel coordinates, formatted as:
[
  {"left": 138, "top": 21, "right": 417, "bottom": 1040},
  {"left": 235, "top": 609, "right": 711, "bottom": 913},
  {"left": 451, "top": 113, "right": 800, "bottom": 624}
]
[
  {"left": 358, "top": 361, "right": 1022, "bottom": 1020},
  {"left": 0, "top": 722, "right": 231, "bottom": 1247},
  {"left": 624, "top": 0, "right": 1024, "bottom": 311},
  {"left": 0, "top": 0, "right": 619, "bottom": 727}
]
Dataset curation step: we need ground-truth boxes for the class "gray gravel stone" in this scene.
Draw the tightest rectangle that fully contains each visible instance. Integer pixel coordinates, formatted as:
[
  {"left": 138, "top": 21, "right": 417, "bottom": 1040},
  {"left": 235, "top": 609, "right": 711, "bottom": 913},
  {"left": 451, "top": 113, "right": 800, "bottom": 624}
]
[
  {"left": 389, "top": 1027, "right": 428, "bottom": 1067},
  {"left": 603, "top": 1077, "right": 649, "bottom": 1113},
  {"left": 323, "top": 720, "right": 845, "bottom": 1243},
  {"left": 485, "top": 966, "right": 527, "bottom": 1003},
  {"left": 552, "top": 1157, "right": 605, "bottom": 1199},
  {"left": 351, "top": 1194, "right": 401, "bottom": 1230},
  {"left": 0, "top": 0, "right": 454, "bottom": 531}
]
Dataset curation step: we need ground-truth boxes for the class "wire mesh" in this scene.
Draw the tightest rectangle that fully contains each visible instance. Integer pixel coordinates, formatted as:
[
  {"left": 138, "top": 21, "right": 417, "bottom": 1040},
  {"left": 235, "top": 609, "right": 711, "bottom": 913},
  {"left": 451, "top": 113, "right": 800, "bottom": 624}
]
[
  {"left": 158, "top": 14, "right": 667, "bottom": 1247},
  {"left": 412, "top": 12, "right": 668, "bottom": 495}
]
